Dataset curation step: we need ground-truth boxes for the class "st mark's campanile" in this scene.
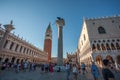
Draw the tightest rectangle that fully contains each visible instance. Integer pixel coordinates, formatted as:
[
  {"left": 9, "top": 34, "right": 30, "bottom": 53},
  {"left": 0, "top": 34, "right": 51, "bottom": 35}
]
[{"left": 44, "top": 23, "right": 52, "bottom": 62}]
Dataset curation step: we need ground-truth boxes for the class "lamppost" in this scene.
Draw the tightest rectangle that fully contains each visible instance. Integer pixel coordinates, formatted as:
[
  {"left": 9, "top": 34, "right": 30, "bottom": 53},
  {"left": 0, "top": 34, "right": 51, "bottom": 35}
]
[
  {"left": 0, "top": 20, "right": 15, "bottom": 50},
  {"left": 56, "top": 17, "right": 65, "bottom": 66}
]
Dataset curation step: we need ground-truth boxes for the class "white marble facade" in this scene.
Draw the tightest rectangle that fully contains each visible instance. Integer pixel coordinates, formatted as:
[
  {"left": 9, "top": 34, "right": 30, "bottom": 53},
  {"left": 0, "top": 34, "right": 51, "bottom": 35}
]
[
  {"left": 0, "top": 26, "right": 48, "bottom": 64},
  {"left": 78, "top": 15, "right": 120, "bottom": 68}
]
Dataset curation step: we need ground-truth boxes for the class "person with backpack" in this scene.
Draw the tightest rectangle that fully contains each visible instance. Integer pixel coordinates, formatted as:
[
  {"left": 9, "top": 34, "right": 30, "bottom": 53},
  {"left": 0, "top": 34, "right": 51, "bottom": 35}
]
[
  {"left": 91, "top": 62, "right": 99, "bottom": 80},
  {"left": 81, "top": 62, "right": 86, "bottom": 75},
  {"left": 102, "top": 59, "right": 115, "bottom": 80}
]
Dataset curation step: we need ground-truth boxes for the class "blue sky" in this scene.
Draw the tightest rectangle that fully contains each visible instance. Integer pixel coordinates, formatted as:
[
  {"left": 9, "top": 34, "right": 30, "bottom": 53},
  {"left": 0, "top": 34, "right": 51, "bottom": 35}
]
[{"left": 0, "top": 0, "right": 120, "bottom": 58}]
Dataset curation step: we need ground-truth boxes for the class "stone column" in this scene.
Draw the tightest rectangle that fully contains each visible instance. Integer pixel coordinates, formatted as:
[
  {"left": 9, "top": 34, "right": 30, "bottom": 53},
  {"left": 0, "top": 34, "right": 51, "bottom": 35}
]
[{"left": 56, "top": 17, "right": 65, "bottom": 66}]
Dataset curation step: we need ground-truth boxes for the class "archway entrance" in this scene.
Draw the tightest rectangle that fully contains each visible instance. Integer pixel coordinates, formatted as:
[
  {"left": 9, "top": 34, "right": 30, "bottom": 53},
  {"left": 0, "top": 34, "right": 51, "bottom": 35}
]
[
  {"left": 21, "top": 59, "right": 23, "bottom": 63},
  {"left": 0, "top": 57, "right": 2, "bottom": 62},
  {"left": 16, "top": 59, "right": 20, "bottom": 63},
  {"left": 96, "top": 55, "right": 102, "bottom": 67},
  {"left": 11, "top": 57, "right": 16, "bottom": 63},
  {"left": 5, "top": 58, "right": 9, "bottom": 63}
]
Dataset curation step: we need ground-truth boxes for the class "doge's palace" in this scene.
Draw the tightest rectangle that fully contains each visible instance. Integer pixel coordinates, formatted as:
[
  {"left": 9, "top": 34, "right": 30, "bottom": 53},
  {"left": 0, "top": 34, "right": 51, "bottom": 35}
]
[{"left": 78, "top": 15, "right": 120, "bottom": 68}]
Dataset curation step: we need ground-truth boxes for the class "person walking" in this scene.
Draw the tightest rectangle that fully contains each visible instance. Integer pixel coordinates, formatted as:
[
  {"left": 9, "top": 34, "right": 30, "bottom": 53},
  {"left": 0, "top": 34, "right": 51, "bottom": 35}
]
[
  {"left": 49, "top": 63, "right": 54, "bottom": 75},
  {"left": 81, "top": 62, "right": 86, "bottom": 75},
  {"left": 72, "top": 64, "right": 78, "bottom": 80},
  {"left": 65, "top": 62, "right": 70, "bottom": 80},
  {"left": 102, "top": 59, "right": 115, "bottom": 80},
  {"left": 91, "top": 62, "right": 99, "bottom": 80}
]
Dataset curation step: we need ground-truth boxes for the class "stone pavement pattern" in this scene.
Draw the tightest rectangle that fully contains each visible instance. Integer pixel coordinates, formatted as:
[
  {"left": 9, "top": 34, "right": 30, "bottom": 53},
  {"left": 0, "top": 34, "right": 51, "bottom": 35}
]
[
  {"left": 0, "top": 69, "right": 88, "bottom": 80},
  {"left": 1, "top": 69, "right": 120, "bottom": 80}
]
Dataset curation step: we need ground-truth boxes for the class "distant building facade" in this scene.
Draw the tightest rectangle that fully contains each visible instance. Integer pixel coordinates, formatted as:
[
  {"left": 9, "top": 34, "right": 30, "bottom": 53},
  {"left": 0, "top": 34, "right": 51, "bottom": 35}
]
[
  {"left": 51, "top": 57, "right": 57, "bottom": 63},
  {"left": 0, "top": 23, "right": 48, "bottom": 64},
  {"left": 44, "top": 23, "right": 52, "bottom": 62},
  {"left": 78, "top": 15, "right": 120, "bottom": 68},
  {"left": 66, "top": 52, "right": 78, "bottom": 65}
]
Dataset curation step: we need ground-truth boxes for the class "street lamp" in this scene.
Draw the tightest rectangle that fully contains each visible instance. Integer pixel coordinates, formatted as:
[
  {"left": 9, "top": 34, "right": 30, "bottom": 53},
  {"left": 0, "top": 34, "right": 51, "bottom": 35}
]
[{"left": 0, "top": 20, "right": 15, "bottom": 50}]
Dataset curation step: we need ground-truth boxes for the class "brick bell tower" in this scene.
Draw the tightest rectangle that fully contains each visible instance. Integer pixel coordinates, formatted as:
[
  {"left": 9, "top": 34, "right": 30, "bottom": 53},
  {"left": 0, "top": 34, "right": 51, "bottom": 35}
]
[{"left": 44, "top": 23, "right": 52, "bottom": 62}]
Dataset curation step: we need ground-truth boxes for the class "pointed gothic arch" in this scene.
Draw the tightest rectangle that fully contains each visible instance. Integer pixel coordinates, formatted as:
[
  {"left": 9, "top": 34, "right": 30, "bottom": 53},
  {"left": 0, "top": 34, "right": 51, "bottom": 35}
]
[
  {"left": 106, "top": 43, "right": 111, "bottom": 50},
  {"left": 101, "top": 44, "right": 106, "bottom": 50},
  {"left": 116, "top": 43, "right": 120, "bottom": 50},
  {"left": 117, "top": 55, "right": 120, "bottom": 64},
  {"left": 111, "top": 43, "right": 116, "bottom": 50},
  {"left": 92, "top": 44, "right": 96, "bottom": 50},
  {"left": 97, "top": 44, "right": 101, "bottom": 50}
]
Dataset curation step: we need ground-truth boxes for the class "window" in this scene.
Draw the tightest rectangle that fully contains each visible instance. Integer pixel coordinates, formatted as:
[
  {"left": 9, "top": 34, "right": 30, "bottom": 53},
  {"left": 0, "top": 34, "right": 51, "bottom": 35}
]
[
  {"left": 23, "top": 48, "right": 26, "bottom": 53},
  {"left": 46, "top": 34, "right": 49, "bottom": 37},
  {"left": 4, "top": 40, "right": 8, "bottom": 48},
  {"left": 98, "top": 27, "right": 106, "bottom": 34},
  {"left": 20, "top": 46, "right": 22, "bottom": 52},
  {"left": 93, "top": 22, "right": 95, "bottom": 25},
  {"left": 83, "top": 34, "right": 86, "bottom": 41},
  {"left": 112, "top": 20, "right": 114, "bottom": 23},
  {"left": 81, "top": 41, "right": 83, "bottom": 45},
  {"left": 15, "top": 44, "right": 19, "bottom": 51},
  {"left": 10, "top": 42, "right": 14, "bottom": 50}
]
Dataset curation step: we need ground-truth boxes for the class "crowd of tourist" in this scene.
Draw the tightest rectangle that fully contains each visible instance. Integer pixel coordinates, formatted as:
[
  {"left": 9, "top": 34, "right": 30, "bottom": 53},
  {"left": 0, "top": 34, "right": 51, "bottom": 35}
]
[
  {"left": 0, "top": 61, "right": 56, "bottom": 74},
  {"left": 0, "top": 59, "right": 120, "bottom": 80},
  {"left": 0, "top": 61, "right": 38, "bottom": 73},
  {"left": 65, "top": 59, "right": 119, "bottom": 80}
]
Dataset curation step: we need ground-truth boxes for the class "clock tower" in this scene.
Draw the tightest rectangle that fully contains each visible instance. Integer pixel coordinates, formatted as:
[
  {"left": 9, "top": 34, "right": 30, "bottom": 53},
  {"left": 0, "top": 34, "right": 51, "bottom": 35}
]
[{"left": 44, "top": 23, "right": 52, "bottom": 62}]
